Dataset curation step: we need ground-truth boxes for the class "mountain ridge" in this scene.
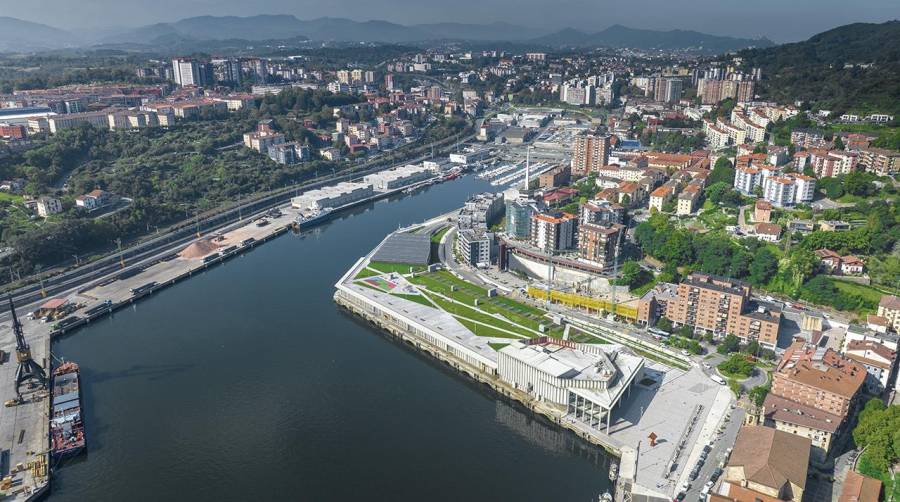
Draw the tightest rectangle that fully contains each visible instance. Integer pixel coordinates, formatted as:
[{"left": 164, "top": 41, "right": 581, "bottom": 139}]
[{"left": 531, "top": 24, "right": 774, "bottom": 52}]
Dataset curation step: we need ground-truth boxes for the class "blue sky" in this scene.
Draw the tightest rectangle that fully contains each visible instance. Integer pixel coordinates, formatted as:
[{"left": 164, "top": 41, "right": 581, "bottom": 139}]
[{"left": 6, "top": 0, "right": 900, "bottom": 42}]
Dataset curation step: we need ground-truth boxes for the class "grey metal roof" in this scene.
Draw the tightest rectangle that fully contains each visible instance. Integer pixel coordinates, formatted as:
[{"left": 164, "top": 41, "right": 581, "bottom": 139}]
[{"left": 371, "top": 232, "right": 431, "bottom": 265}]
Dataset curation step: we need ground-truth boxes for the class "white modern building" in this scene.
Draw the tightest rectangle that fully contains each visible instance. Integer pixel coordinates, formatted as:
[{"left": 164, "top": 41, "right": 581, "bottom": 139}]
[
  {"left": 498, "top": 338, "right": 643, "bottom": 433},
  {"left": 172, "top": 58, "right": 200, "bottom": 87},
  {"left": 734, "top": 166, "right": 761, "bottom": 195},
  {"left": 291, "top": 182, "right": 374, "bottom": 211},
  {"left": 364, "top": 164, "right": 433, "bottom": 192}
]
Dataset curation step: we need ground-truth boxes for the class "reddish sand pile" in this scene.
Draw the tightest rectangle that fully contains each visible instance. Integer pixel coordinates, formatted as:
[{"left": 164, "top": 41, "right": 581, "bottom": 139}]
[{"left": 179, "top": 238, "right": 222, "bottom": 259}]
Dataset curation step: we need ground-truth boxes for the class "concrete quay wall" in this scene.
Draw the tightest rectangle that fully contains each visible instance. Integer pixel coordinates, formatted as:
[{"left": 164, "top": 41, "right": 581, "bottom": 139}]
[{"left": 334, "top": 289, "right": 636, "bottom": 496}]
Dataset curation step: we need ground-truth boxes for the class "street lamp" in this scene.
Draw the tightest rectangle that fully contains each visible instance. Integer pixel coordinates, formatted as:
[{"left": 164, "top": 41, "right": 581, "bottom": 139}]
[{"left": 116, "top": 238, "right": 125, "bottom": 269}]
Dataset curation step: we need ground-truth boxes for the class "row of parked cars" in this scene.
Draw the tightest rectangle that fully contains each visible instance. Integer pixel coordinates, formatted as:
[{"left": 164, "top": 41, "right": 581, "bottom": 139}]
[{"left": 675, "top": 443, "right": 732, "bottom": 500}]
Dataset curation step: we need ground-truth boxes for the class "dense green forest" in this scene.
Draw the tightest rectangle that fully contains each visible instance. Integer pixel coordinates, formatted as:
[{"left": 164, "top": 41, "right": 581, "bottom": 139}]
[{"left": 735, "top": 21, "right": 900, "bottom": 116}]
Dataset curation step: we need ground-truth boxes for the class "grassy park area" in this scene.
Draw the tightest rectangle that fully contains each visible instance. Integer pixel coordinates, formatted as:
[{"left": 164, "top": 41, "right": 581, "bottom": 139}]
[
  {"left": 409, "top": 270, "right": 567, "bottom": 339},
  {"left": 367, "top": 261, "right": 427, "bottom": 275}
]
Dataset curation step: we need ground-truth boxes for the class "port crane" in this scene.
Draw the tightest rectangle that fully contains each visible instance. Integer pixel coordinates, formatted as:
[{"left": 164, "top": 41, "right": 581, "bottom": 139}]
[{"left": 8, "top": 295, "right": 47, "bottom": 399}]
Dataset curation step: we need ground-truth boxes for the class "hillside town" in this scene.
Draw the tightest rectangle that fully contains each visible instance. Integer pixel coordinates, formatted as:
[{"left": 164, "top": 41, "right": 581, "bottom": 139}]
[{"left": 0, "top": 13, "right": 898, "bottom": 502}]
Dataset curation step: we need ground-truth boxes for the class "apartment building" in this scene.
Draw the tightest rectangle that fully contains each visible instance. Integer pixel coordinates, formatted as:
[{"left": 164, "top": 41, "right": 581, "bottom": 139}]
[
  {"left": 734, "top": 165, "right": 761, "bottom": 195},
  {"left": 809, "top": 149, "right": 858, "bottom": 178},
  {"left": 653, "top": 77, "right": 683, "bottom": 104},
  {"left": 172, "top": 58, "right": 205, "bottom": 87},
  {"left": 665, "top": 273, "right": 781, "bottom": 346},
  {"left": 48, "top": 111, "right": 110, "bottom": 133},
  {"left": 538, "top": 165, "right": 571, "bottom": 188},
  {"left": 676, "top": 185, "right": 701, "bottom": 215},
  {"left": 790, "top": 129, "right": 827, "bottom": 150},
  {"left": 730, "top": 111, "right": 767, "bottom": 143},
  {"left": 648, "top": 185, "right": 674, "bottom": 212},
  {"left": 703, "top": 119, "right": 731, "bottom": 149},
  {"left": 877, "top": 295, "right": 900, "bottom": 333},
  {"left": 579, "top": 200, "right": 624, "bottom": 226},
  {"left": 762, "top": 174, "right": 815, "bottom": 207},
  {"left": 571, "top": 134, "right": 610, "bottom": 176},
  {"left": 530, "top": 212, "right": 577, "bottom": 252},
  {"left": 843, "top": 340, "right": 896, "bottom": 394},
  {"left": 577, "top": 223, "right": 624, "bottom": 269},
  {"left": 858, "top": 147, "right": 899, "bottom": 175},
  {"left": 771, "top": 341, "right": 865, "bottom": 418},
  {"left": 699, "top": 79, "right": 755, "bottom": 105}
]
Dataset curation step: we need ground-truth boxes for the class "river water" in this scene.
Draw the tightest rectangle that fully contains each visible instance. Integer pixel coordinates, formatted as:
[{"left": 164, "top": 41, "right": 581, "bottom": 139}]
[{"left": 51, "top": 175, "right": 613, "bottom": 501}]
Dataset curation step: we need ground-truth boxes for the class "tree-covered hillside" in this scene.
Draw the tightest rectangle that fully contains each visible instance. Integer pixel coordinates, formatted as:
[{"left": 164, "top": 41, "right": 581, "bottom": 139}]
[{"left": 735, "top": 21, "right": 900, "bottom": 116}]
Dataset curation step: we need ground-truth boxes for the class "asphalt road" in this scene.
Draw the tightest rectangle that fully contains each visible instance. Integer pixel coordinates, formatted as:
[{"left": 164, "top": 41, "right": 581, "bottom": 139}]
[{"left": 681, "top": 404, "right": 745, "bottom": 500}]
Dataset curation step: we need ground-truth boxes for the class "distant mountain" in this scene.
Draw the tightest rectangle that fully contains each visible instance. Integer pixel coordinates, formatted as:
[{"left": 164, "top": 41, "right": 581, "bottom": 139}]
[
  {"left": 735, "top": 21, "right": 900, "bottom": 115},
  {"left": 101, "top": 15, "right": 550, "bottom": 46},
  {"left": 0, "top": 17, "right": 79, "bottom": 52},
  {"left": 412, "top": 21, "right": 546, "bottom": 41},
  {"left": 533, "top": 24, "right": 773, "bottom": 53}
]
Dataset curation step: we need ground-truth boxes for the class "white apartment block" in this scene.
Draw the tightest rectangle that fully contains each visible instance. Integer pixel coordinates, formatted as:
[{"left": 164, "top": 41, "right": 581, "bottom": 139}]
[
  {"left": 734, "top": 166, "right": 761, "bottom": 195},
  {"left": 703, "top": 119, "right": 731, "bottom": 149},
  {"left": 762, "top": 174, "right": 815, "bottom": 207}
]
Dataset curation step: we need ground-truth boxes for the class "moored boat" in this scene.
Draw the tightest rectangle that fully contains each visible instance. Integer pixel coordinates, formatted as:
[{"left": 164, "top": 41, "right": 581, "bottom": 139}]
[{"left": 50, "top": 361, "right": 86, "bottom": 460}]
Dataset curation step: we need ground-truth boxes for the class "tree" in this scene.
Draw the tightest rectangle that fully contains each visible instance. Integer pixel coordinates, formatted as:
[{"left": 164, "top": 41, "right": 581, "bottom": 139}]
[
  {"left": 817, "top": 177, "right": 844, "bottom": 199},
  {"left": 748, "top": 384, "right": 770, "bottom": 407},
  {"left": 717, "top": 334, "right": 741, "bottom": 355},
  {"left": 718, "top": 353, "right": 755, "bottom": 378},
  {"left": 677, "top": 324, "right": 694, "bottom": 339},
  {"left": 655, "top": 317, "right": 673, "bottom": 332},
  {"left": 833, "top": 136, "right": 845, "bottom": 150},
  {"left": 749, "top": 247, "right": 779, "bottom": 285},
  {"left": 844, "top": 171, "right": 877, "bottom": 197},
  {"left": 708, "top": 157, "right": 736, "bottom": 186},
  {"left": 618, "top": 261, "right": 650, "bottom": 288}
]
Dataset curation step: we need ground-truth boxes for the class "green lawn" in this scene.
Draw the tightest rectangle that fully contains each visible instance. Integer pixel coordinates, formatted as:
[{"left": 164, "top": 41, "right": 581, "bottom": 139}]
[
  {"left": 354, "top": 267, "right": 381, "bottom": 280},
  {"left": 422, "top": 292, "right": 536, "bottom": 338},
  {"left": 489, "top": 342, "right": 510, "bottom": 351},
  {"left": 410, "top": 272, "right": 545, "bottom": 331},
  {"left": 696, "top": 208, "right": 736, "bottom": 231},
  {"left": 831, "top": 279, "right": 889, "bottom": 313},
  {"left": 630, "top": 277, "right": 659, "bottom": 298},
  {"left": 0, "top": 192, "right": 24, "bottom": 203},
  {"left": 569, "top": 329, "right": 610, "bottom": 344},
  {"left": 456, "top": 318, "right": 523, "bottom": 339},
  {"left": 430, "top": 226, "right": 451, "bottom": 244},
  {"left": 367, "top": 261, "right": 427, "bottom": 275},
  {"left": 392, "top": 293, "right": 435, "bottom": 308}
]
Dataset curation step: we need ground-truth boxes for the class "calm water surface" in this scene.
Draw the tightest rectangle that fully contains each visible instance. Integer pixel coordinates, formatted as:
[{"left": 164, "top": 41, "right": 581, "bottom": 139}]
[{"left": 51, "top": 175, "right": 613, "bottom": 501}]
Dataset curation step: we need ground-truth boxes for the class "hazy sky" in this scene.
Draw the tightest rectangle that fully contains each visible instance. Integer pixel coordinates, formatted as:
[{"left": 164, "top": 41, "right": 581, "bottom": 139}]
[{"left": 6, "top": 0, "right": 900, "bottom": 42}]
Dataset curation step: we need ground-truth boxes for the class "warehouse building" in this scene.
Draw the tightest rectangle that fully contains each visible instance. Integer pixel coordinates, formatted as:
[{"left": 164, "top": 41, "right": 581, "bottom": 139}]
[
  {"left": 364, "top": 164, "right": 433, "bottom": 192},
  {"left": 291, "top": 182, "right": 374, "bottom": 211}
]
